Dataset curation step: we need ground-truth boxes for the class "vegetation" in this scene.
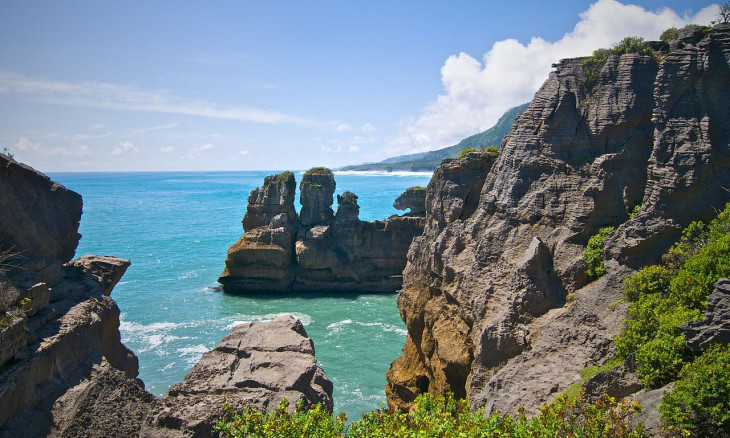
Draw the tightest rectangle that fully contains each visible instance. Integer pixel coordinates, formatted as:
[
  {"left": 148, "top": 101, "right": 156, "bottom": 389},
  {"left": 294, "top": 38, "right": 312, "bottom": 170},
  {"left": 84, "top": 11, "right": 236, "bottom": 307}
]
[
  {"left": 485, "top": 145, "right": 500, "bottom": 155},
  {"left": 457, "top": 147, "right": 477, "bottom": 159},
  {"left": 720, "top": 2, "right": 730, "bottom": 24},
  {"left": 215, "top": 392, "right": 647, "bottom": 438},
  {"left": 660, "top": 27, "right": 679, "bottom": 42},
  {"left": 563, "top": 357, "right": 624, "bottom": 400},
  {"left": 615, "top": 202, "right": 730, "bottom": 389},
  {"left": 661, "top": 344, "right": 730, "bottom": 437},
  {"left": 304, "top": 167, "right": 333, "bottom": 177},
  {"left": 1, "top": 147, "right": 13, "bottom": 159},
  {"left": 628, "top": 203, "right": 642, "bottom": 220},
  {"left": 581, "top": 37, "right": 654, "bottom": 84},
  {"left": 583, "top": 226, "right": 615, "bottom": 281}
]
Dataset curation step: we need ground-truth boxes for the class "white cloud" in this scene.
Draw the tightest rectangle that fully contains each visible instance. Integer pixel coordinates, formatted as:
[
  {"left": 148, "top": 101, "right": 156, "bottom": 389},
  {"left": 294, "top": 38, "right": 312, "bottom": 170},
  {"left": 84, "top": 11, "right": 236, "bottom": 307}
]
[
  {"left": 160, "top": 146, "right": 174, "bottom": 153},
  {"left": 349, "top": 145, "right": 360, "bottom": 153},
  {"left": 240, "top": 150, "right": 250, "bottom": 156},
  {"left": 15, "top": 137, "right": 91, "bottom": 157},
  {"left": 0, "top": 73, "right": 327, "bottom": 127},
  {"left": 321, "top": 145, "right": 343, "bottom": 154},
  {"left": 133, "top": 122, "right": 179, "bottom": 135},
  {"left": 386, "top": 0, "right": 719, "bottom": 156},
  {"left": 180, "top": 143, "right": 215, "bottom": 160},
  {"left": 335, "top": 123, "right": 351, "bottom": 132},
  {"left": 112, "top": 141, "right": 139, "bottom": 155},
  {"left": 361, "top": 123, "right": 375, "bottom": 133}
]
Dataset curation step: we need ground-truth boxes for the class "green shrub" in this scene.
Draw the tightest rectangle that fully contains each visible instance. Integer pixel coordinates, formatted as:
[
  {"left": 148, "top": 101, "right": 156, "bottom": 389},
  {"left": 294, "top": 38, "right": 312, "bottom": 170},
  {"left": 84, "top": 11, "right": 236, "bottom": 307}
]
[
  {"left": 304, "top": 167, "right": 333, "bottom": 177},
  {"left": 485, "top": 146, "right": 500, "bottom": 154},
  {"left": 660, "top": 27, "right": 679, "bottom": 42},
  {"left": 214, "top": 399, "right": 346, "bottom": 438},
  {"left": 583, "top": 226, "right": 615, "bottom": 281},
  {"left": 457, "top": 148, "right": 477, "bottom": 159},
  {"left": 661, "top": 344, "right": 730, "bottom": 437},
  {"left": 216, "top": 392, "right": 647, "bottom": 437},
  {"left": 628, "top": 203, "right": 642, "bottom": 220},
  {"left": 615, "top": 202, "right": 730, "bottom": 388}
]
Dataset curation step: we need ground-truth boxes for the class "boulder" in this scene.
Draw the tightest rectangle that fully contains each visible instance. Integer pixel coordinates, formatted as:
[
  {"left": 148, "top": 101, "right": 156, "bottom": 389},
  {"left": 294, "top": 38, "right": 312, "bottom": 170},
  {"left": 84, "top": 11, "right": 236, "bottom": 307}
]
[
  {"left": 66, "top": 255, "right": 131, "bottom": 296},
  {"left": 393, "top": 186, "right": 426, "bottom": 215},
  {"left": 299, "top": 168, "right": 336, "bottom": 227},
  {"left": 241, "top": 172, "right": 297, "bottom": 232},
  {"left": 682, "top": 278, "right": 730, "bottom": 353}
]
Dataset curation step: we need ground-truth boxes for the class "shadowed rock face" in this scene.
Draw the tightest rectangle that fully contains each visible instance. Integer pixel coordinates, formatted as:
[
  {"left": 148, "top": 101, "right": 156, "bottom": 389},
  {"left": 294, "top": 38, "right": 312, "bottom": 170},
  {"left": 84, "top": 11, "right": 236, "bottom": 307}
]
[
  {"left": 394, "top": 186, "right": 426, "bottom": 215},
  {"left": 219, "top": 172, "right": 426, "bottom": 293},
  {"left": 0, "top": 160, "right": 333, "bottom": 438},
  {"left": 386, "top": 25, "right": 730, "bottom": 415}
]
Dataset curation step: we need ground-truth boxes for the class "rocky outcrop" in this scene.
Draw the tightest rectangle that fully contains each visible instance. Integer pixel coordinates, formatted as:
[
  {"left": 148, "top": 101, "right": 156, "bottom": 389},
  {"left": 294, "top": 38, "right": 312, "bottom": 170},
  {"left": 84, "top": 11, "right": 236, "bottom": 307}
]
[
  {"left": 387, "top": 24, "right": 730, "bottom": 417},
  {"left": 0, "top": 157, "right": 333, "bottom": 437},
  {"left": 682, "top": 278, "right": 730, "bottom": 353},
  {"left": 394, "top": 186, "right": 426, "bottom": 215},
  {"left": 219, "top": 170, "right": 426, "bottom": 293}
]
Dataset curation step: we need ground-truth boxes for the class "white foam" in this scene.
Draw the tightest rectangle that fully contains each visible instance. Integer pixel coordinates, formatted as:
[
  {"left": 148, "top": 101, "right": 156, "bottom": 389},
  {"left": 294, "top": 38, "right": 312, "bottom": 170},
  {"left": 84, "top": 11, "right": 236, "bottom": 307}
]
[
  {"left": 178, "top": 344, "right": 211, "bottom": 366},
  {"left": 327, "top": 319, "right": 353, "bottom": 332},
  {"left": 333, "top": 170, "right": 433, "bottom": 177},
  {"left": 223, "top": 312, "right": 313, "bottom": 330}
]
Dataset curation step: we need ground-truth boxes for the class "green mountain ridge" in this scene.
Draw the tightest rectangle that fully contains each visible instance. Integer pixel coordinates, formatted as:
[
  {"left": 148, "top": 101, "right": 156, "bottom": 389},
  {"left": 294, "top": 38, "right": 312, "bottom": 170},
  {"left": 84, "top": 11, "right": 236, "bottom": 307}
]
[{"left": 340, "top": 103, "right": 529, "bottom": 172}]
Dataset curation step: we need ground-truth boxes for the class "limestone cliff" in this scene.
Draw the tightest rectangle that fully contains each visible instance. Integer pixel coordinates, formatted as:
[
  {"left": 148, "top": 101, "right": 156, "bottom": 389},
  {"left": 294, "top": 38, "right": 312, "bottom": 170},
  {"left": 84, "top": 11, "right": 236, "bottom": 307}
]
[
  {"left": 220, "top": 169, "right": 425, "bottom": 293},
  {"left": 0, "top": 156, "right": 333, "bottom": 437},
  {"left": 386, "top": 24, "right": 730, "bottom": 417}
]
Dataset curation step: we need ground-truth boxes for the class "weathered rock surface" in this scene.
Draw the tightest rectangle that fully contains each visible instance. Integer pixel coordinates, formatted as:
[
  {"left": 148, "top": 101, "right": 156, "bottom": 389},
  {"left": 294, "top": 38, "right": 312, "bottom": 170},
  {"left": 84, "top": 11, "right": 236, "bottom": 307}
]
[
  {"left": 394, "top": 186, "right": 426, "bottom": 215},
  {"left": 0, "top": 154, "right": 82, "bottom": 263},
  {"left": 387, "top": 24, "right": 730, "bottom": 420},
  {"left": 220, "top": 171, "right": 426, "bottom": 293},
  {"left": 0, "top": 160, "right": 334, "bottom": 437},
  {"left": 682, "top": 278, "right": 730, "bottom": 353}
]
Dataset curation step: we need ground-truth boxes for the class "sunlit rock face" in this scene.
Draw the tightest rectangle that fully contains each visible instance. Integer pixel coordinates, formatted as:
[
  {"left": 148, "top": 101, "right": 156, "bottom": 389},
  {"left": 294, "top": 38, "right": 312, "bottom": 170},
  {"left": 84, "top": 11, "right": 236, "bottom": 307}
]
[{"left": 386, "top": 24, "right": 730, "bottom": 416}]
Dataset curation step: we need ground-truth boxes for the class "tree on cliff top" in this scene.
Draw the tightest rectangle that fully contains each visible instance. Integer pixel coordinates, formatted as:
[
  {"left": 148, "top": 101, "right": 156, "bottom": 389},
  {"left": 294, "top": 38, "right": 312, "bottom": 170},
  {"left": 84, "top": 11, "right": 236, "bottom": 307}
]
[{"left": 304, "top": 167, "right": 333, "bottom": 177}]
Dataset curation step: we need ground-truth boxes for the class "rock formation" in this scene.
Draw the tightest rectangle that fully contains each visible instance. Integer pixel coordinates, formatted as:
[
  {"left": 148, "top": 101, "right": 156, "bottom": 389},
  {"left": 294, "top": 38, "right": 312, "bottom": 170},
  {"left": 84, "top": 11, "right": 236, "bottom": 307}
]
[
  {"left": 0, "top": 155, "right": 333, "bottom": 437},
  {"left": 386, "top": 24, "right": 730, "bottom": 419},
  {"left": 219, "top": 169, "right": 426, "bottom": 293},
  {"left": 393, "top": 186, "right": 426, "bottom": 215}
]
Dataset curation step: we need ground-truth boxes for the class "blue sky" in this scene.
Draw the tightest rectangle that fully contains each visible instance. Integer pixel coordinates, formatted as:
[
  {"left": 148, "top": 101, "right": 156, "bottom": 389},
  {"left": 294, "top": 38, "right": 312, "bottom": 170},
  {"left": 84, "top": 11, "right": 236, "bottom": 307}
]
[{"left": 0, "top": 0, "right": 718, "bottom": 172}]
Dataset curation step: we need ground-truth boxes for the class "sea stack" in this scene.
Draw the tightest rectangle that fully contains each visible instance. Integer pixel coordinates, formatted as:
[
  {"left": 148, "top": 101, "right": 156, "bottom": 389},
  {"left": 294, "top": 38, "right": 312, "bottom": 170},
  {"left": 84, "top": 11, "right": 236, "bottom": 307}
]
[{"left": 219, "top": 168, "right": 426, "bottom": 293}]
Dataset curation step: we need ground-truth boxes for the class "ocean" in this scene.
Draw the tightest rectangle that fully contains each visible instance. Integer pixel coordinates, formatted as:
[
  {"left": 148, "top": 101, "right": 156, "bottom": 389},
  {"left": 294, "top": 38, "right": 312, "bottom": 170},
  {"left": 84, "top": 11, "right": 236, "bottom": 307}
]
[{"left": 49, "top": 170, "right": 432, "bottom": 421}]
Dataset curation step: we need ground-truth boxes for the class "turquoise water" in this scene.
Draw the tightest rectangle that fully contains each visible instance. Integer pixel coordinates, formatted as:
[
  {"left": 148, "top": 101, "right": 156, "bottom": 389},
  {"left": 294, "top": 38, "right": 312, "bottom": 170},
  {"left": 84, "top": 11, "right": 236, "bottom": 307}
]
[{"left": 49, "top": 170, "right": 432, "bottom": 420}]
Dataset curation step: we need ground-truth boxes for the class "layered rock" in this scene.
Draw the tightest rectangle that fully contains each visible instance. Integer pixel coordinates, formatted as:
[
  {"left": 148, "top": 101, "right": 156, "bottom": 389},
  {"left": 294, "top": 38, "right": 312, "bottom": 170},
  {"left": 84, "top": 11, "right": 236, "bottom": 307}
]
[
  {"left": 393, "top": 186, "right": 426, "bottom": 215},
  {"left": 219, "top": 170, "right": 426, "bottom": 293},
  {"left": 386, "top": 24, "right": 730, "bottom": 417},
  {"left": 0, "top": 157, "right": 333, "bottom": 437}
]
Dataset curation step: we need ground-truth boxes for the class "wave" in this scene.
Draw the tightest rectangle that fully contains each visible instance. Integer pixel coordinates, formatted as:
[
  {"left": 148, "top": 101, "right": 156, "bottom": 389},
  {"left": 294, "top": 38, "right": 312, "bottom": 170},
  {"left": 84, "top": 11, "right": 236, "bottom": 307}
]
[
  {"left": 177, "top": 344, "right": 211, "bottom": 366},
  {"left": 224, "top": 312, "right": 314, "bottom": 330},
  {"left": 333, "top": 170, "right": 433, "bottom": 177},
  {"left": 326, "top": 319, "right": 406, "bottom": 336}
]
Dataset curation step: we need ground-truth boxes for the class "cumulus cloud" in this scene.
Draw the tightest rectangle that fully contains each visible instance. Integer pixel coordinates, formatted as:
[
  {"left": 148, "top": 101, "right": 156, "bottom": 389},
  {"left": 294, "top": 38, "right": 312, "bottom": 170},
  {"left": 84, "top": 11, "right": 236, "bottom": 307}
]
[
  {"left": 240, "top": 150, "right": 250, "bottom": 156},
  {"left": 386, "top": 0, "right": 719, "bottom": 156},
  {"left": 112, "top": 141, "right": 139, "bottom": 155},
  {"left": 160, "top": 146, "right": 174, "bottom": 153},
  {"left": 335, "top": 123, "right": 351, "bottom": 132},
  {"left": 361, "top": 123, "right": 375, "bottom": 133},
  {"left": 321, "top": 145, "right": 343, "bottom": 154}
]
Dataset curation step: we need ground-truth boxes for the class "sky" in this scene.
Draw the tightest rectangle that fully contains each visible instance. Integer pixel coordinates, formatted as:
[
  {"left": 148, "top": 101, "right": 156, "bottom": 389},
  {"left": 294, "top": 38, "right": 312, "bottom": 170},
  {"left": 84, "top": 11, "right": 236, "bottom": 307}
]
[{"left": 0, "top": 0, "right": 719, "bottom": 172}]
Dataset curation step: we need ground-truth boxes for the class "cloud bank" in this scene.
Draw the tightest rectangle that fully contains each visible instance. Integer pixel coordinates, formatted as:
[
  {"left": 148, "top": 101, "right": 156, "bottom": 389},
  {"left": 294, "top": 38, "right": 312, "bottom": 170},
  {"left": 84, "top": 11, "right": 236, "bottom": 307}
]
[{"left": 386, "top": 0, "right": 719, "bottom": 156}]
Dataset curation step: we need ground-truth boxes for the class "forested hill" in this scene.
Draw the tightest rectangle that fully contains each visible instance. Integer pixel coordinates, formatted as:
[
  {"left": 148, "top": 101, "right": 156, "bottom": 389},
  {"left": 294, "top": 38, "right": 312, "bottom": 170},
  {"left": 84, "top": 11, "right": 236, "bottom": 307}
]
[{"left": 339, "top": 102, "right": 529, "bottom": 172}]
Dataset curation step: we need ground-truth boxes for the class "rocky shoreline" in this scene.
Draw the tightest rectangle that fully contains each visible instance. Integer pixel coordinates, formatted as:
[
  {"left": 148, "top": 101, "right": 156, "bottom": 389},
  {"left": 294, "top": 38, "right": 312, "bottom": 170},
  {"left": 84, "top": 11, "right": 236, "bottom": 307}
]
[{"left": 0, "top": 155, "right": 332, "bottom": 437}]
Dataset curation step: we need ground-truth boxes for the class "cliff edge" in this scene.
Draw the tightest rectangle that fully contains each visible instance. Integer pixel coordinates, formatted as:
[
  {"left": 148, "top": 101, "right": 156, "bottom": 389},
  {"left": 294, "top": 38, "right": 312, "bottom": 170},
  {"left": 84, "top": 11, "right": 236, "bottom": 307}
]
[{"left": 386, "top": 24, "right": 730, "bottom": 418}]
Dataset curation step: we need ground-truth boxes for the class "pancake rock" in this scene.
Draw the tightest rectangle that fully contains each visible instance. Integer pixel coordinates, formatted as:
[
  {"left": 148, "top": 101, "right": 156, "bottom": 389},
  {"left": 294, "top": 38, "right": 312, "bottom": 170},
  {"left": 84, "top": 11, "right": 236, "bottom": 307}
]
[
  {"left": 386, "top": 24, "right": 730, "bottom": 418},
  {"left": 219, "top": 168, "right": 426, "bottom": 293},
  {"left": 0, "top": 157, "right": 333, "bottom": 437}
]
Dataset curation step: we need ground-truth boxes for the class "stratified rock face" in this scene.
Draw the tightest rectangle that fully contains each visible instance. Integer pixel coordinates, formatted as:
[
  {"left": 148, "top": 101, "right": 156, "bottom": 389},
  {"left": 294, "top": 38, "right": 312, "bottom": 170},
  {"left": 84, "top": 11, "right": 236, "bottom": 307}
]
[
  {"left": 299, "top": 169, "right": 336, "bottom": 227},
  {"left": 145, "top": 316, "right": 333, "bottom": 437},
  {"left": 0, "top": 154, "right": 82, "bottom": 263},
  {"left": 394, "top": 186, "right": 426, "bottom": 215},
  {"left": 386, "top": 25, "right": 730, "bottom": 415},
  {"left": 220, "top": 172, "right": 426, "bottom": 293},
  {"left": 242, "top": 172, "right": 297, "bottom": 232}
]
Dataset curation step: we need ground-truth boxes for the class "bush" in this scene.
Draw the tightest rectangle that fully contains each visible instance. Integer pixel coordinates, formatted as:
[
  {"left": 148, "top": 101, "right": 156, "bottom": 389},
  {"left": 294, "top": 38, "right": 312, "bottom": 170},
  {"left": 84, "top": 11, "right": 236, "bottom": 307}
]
[
  {"left": 661, "top": 344, "right": 730, "bottom": 437},
  {"left": 457, "top": 148, "right": 477, "bottom": 159},
  {"left": 304, "top": 167, "right": 333, "bottom": 177},
  {"left": 216, "top": 392, "right": 648, "bottom": 437},
  {"left": 615, "top": 203, "right": 730, "bottom": 387},
  {"left": 660, "top": 27, "right": 679, "bottom": 42},
  {"left": 485, "top": 146, "right": 500, "bottom": 155},
  {"left": 583, "top": 226, "right": 615, "bottom": 281}
]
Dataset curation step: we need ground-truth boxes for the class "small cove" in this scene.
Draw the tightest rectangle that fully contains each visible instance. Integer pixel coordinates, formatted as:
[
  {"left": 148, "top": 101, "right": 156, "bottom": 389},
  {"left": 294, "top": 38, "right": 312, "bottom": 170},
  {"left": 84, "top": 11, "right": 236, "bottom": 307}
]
[{"left": 50, "top": 170, "right": 432, "bottom": 420}]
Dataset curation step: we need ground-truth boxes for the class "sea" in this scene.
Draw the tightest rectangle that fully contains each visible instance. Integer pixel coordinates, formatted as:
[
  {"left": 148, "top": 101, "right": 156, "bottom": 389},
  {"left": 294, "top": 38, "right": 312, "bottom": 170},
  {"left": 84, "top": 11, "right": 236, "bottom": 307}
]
[{"left": 49, "top": 170, "right": 433, "bottom": 421}]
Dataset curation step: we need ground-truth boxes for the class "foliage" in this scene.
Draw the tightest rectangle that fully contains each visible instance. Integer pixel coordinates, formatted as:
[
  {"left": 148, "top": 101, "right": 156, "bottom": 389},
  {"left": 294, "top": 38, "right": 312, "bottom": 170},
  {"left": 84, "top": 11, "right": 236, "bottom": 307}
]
[
  {"left": 661, "top": 344, "right": 730, "bottom": 437},
  {"left": 615, "top": 202, "right": 730, "bottom": 388},
  {"left": 1, "top": 147, "right": 13, "bottom": 159},
  {"left": 485, "top": 146, "right": 500, "bottom": 155},
  {"left": 303, "top": 167, "right": 333, "bottom": 177},
  {"left": 660, "top": 27, "right": 679, "bottom": 42},
  {"left": 721, "top": 2, "right": 730, "bottom": 24},
  {"left": 581, "top": 37, "right": 654, "bottom": 83},
  {"left": 457, "top": 147, "right": 477, "bottom": 159},
  {"left": 583, "top": 226, "right": 615, "bottom": 281},
  {"left": 275, "top": 171, "right": 295, "bottom": 184},
  {"left": 628, "top": 203, "right": 642, "bottom": 220},
  {"left": 563, "top": 357, "right": 624, "bottom": 400},
  {"left": 216, "top": 392, "right": 647, "bottom": 437},
  {"left": 215, "top": 399, "right": 347, "bottom": 438}
]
